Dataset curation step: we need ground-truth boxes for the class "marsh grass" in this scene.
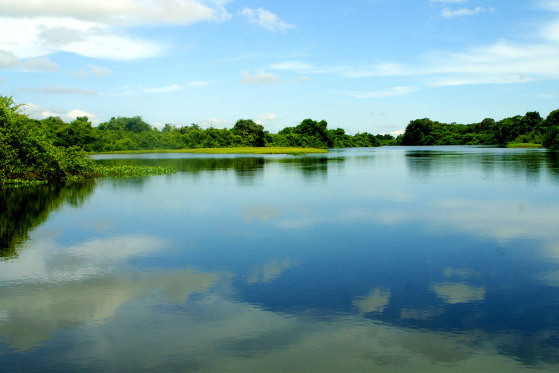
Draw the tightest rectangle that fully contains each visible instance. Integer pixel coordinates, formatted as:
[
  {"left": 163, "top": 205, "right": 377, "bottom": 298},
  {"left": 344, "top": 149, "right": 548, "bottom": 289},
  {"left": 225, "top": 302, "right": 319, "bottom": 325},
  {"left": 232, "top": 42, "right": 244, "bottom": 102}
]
[
  {"left": 506, "top": 143, "right": 543, "bottom": 148},
  {"left": 92, "top": 147, "right": 328, "bottom": 155}
]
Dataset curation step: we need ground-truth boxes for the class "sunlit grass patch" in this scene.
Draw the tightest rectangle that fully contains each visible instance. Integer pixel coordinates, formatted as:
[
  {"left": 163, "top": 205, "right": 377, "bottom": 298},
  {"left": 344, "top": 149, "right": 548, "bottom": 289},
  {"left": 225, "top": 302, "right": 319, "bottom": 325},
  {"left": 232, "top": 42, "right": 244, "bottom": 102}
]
[
  {"left": 93, "top": 147, "right": 328, "bottom": 155},
  {"left": 506, "top": 143, "right": 543, "bottom": 148}
]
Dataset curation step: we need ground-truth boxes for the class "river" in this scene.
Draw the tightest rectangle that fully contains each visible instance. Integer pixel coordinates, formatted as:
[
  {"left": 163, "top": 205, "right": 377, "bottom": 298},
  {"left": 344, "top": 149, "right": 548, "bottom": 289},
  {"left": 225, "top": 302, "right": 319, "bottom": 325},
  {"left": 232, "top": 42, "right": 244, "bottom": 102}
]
[{"left": 1, "top": 146, "right": 559, "bottom": 372}]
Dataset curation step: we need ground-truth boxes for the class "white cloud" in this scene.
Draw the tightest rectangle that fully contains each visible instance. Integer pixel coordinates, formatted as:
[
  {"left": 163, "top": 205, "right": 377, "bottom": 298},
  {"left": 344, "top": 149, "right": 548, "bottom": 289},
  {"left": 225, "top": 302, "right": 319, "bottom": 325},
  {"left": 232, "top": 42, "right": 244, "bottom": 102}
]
[
  {"left": 72, "top": 64, "right": 112, "bottom": 78},
  {"left": 241, "top": 70, "right": 281, "bottom": 85},
  {"left": 144, "top": 84, "right": 184, "bottom": 93},
  {"left": 257, "top": 113, "right": 277, "bottom": 121},
  {"left": 345, "top": 86, "right": 419, "bottom": 99},
  {"left": 0, "top": 17, "right": 166, "bottom": 60},
  {"left": 342, "top": 63, "right": 413, "bottom": 78},
  {"left": 442, "top": 7, "right": 493, "bottom": 18},
  {"left": 0, "top": 49, "right": 19, "bottom": 68},
  {"left": 22, "top": 56, "right": 59, "bottom": 71},
  {"left": 0, "top": 1, "right": 233, "bottom": 61},
  {"left": 240, "top": 7, "right": 296, "bottom": 32},
  {"left": 539, "top": 0, "right": 559, "bottom": 12},
  {"left": 270, "top": 61, "right": 314, "bottom": 71},
  {"left": 18, "top": 86, "right": 97, "bottom": 95},
  {"left": 38, "top": 108, "right": 101, "bottom": 124},
  {"left": 0, "top": 0, "right": 231, "bottom": 26},
  {"left": 187, "top": 79, "right": 215, "bottom": 87}
]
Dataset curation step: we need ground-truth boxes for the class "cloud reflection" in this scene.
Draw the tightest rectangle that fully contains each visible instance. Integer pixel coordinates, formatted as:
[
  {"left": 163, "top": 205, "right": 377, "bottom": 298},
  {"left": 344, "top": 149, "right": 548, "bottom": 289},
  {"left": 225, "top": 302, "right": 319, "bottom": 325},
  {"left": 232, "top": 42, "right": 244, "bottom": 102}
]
[
  {"left": 353, "top": 288, "right": 391, "bottom": 313},
  {"left": 430, "top": 282, "right": 486, "bottom": 304},
  {"left": 247, "top": 258, "right": 296, "bottom": 284}
]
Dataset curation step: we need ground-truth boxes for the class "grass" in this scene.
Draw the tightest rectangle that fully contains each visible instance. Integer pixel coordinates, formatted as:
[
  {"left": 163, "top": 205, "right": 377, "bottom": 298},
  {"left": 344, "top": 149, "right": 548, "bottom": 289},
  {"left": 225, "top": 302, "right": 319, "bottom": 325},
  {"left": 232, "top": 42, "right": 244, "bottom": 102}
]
[
  {"left": 92, "top": 147, "right": 328, "bottom": 156},
  {"left": 506, "top": 143, "right": 543, "bottom": 148}
]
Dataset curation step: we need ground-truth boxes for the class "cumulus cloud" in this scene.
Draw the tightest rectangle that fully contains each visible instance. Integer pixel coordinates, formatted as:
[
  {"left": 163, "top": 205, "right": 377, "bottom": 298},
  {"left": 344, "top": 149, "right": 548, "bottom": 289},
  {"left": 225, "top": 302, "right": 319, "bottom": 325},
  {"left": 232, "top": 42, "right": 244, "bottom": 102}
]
[
  {"left": 0, "top": 0, "right": 231, "bottom": 26},
  {"left": 240, "top": 7, "right": 296, "bottom": 32},
  {"left": 0, "top": 1, "right": 233, "bottom": 60},
  {"left": 241, "top": 70, "right": 281, "bottom": 85},
  {"left": 0, "top": 17, "right": 165, "bottom": 60}
]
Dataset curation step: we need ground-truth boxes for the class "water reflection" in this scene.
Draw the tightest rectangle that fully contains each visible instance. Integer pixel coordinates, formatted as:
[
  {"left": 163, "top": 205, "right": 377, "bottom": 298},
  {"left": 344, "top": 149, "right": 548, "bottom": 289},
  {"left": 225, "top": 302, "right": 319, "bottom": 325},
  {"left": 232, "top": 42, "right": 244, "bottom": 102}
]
[
  {"left": 0, "top": 181, "right": 95, "bottom": 259},
  {"left": 405, "top": 146, "right": 559, "bottom": 183},
  {"left": 94, "top": 154, "right": 344, "bottom": 185},
  {"left": 2, "top": 147, "right": 559, "bottom": 371}
]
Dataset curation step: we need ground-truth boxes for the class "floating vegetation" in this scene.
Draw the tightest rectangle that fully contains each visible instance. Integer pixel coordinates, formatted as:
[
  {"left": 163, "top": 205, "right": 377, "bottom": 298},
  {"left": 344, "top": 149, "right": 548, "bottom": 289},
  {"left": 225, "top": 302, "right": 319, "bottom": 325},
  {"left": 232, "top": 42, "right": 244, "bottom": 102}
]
[
  {"left": 95, "top": 165, "right": 176, "bottom": 178},
  {"left": 0, "top": 179, "right": 49, "bottom": 189}
]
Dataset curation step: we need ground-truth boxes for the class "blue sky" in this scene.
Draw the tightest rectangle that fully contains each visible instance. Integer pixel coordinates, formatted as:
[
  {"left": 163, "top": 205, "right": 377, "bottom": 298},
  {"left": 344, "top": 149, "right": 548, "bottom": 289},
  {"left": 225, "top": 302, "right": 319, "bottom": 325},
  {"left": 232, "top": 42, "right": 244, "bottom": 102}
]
[{"left": 1, "top": 0, "right": 558, "bottom": 135}]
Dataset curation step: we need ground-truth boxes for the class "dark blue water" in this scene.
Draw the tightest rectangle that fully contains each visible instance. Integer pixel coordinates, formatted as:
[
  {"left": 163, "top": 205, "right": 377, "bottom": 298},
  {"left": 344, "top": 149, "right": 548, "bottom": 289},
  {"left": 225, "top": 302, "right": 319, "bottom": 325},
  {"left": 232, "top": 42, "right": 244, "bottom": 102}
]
[{"left": 1, "top": 146, "right": 559, "bottom": 371}]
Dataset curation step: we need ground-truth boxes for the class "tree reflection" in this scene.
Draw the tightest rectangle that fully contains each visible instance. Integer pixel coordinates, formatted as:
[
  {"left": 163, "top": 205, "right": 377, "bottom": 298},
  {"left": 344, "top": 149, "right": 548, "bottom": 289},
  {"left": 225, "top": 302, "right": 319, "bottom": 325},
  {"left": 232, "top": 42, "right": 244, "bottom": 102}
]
[
  {"left": 0, "top": 181, "right": 96, "bottom": 259},
  {"left": 405, "top": 148, "right": 559, "bottom": 183}
]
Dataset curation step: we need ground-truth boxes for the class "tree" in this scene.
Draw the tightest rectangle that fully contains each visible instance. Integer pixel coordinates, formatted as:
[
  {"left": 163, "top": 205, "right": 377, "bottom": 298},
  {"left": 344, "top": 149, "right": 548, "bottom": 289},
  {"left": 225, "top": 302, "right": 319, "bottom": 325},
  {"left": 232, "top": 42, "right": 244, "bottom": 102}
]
[
  {"left": 401, "top": 118, "right": 434, "bottom": 145},
  {"left": 543, "top": 126, "right": 559, "bottom": 150},
  {"left": 0, "top": 96, "right": 96, "bottom": 182},
  {"left": 232, "top": 119, "right": 266, "bottom": 147}
]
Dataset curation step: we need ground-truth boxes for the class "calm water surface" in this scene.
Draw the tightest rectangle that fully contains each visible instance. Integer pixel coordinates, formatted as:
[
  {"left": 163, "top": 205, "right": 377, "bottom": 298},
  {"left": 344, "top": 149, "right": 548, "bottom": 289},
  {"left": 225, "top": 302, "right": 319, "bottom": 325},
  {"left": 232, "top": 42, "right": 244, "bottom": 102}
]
[{"left": 2, "top": 146, "right": 559, "bottom": 372}]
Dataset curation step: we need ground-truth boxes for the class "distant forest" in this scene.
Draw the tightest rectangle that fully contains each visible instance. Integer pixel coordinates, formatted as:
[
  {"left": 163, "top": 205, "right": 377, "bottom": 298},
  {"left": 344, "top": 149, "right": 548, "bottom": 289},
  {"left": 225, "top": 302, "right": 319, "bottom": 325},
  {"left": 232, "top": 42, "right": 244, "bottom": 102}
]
[
  {"left": 14, "top": 107, "right": 559, "bottom": 152},
  {"left": 39, "top": 116, "right": 390, "bottom": 151},
  {"left": 27, "top": 103, "right": 559, "bottom": 152}
]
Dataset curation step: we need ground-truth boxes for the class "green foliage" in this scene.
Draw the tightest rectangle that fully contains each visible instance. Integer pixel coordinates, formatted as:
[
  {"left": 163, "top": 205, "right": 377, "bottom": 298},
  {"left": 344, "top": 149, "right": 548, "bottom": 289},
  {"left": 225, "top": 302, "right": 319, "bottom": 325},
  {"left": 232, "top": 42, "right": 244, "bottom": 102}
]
[
  {"left": 543, "top": 126, "right": 559, "bottom": 150},
  {"left": 402, "top": 118, "right": 435, "bottom": 145},
  {"left": 232, "top": 119, "right": 266, "bottom": 147},
  {"left": 399, "top": 110, "right": 559, "bottom": 148},
  {"left": 0, "top": 97, "right": 97, "bottom": 184}
]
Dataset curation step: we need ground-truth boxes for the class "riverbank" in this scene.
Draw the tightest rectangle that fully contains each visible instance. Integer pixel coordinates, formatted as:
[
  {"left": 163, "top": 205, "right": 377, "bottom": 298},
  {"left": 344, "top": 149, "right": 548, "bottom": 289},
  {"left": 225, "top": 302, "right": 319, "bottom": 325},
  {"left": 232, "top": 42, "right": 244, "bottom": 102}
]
[{"left": 91, "top": 147, "right": 329, "bottom": 155}]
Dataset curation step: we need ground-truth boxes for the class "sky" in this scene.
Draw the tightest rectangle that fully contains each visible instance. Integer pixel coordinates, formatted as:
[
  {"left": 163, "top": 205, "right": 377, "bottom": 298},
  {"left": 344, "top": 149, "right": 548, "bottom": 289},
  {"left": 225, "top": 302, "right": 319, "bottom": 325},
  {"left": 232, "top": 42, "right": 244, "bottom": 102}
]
[{"left": 0, "top": 0, "right": 558, "bottom": 135}]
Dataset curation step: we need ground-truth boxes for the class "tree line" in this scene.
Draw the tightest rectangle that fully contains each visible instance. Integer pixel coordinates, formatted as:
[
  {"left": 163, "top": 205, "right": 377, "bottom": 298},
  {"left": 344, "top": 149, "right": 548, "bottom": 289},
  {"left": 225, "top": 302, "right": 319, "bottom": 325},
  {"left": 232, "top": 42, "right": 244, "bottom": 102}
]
[
  {"left": 400, "top": 110, "right": 559, "bottom": 149},
  {"left": 41, "top": 116, "right": 392, "bottom": 152}
]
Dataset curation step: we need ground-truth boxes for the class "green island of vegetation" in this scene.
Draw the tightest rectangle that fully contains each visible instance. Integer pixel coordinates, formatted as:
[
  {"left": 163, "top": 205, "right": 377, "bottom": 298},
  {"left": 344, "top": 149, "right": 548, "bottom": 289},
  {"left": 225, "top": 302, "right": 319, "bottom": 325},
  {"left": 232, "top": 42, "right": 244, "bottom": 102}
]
[{"left": 1, "top": 94, "right": 559, "bottom": 187}]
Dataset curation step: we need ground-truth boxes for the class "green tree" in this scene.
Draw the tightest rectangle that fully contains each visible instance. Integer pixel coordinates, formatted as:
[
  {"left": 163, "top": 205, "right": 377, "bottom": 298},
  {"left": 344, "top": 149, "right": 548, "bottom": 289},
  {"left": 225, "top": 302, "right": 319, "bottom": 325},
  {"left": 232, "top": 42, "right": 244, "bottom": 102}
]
[
  {"left": 402, "top": 118, "right": 435, "bottom": 145},
  {"left": 232, "top": 119, "right": 266, "bottom": 147}
]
